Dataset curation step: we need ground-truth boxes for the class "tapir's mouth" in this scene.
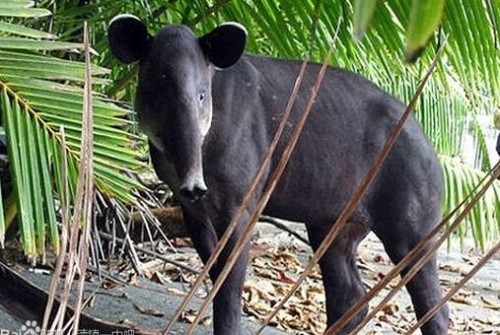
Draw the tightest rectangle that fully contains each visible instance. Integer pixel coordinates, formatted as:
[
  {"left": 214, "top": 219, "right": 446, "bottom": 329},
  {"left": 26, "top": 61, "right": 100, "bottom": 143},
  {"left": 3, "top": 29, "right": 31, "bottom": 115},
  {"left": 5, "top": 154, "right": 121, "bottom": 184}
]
[
  {"left": 178, "top": 168, "right": 208, "bottom": 202},
  {"left": 179, "top": 184, "right": 207, "bottom": 202}
]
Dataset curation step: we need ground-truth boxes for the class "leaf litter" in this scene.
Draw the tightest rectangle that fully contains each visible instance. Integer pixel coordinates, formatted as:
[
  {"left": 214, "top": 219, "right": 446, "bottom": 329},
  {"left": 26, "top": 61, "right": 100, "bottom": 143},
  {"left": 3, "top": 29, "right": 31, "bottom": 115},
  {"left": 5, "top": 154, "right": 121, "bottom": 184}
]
[{"left": 136, "top": 223, "right": 499, "bottom": 334}]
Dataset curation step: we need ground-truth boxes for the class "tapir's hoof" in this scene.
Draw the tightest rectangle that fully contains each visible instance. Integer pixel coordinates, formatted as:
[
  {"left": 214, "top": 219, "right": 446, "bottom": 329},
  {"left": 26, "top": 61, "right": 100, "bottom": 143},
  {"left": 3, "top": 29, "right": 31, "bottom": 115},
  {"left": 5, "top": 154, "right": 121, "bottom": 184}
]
[{"left": 180, "top": 185, "right": 207, "bottom": 202}]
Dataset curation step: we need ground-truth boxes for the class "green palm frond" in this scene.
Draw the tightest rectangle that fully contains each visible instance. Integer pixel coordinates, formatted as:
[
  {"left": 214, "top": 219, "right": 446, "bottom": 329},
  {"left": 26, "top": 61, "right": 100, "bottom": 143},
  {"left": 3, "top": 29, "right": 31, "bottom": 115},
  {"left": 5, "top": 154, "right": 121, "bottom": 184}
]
[
  {"left": 442, "top": 157, "right": 500, "bottom": 250},
  {"left": 45, "top": 1, "right": 499, "bottom": 113},
  {"left": 0, "top": 1, "right": 144, "bottom": 256}
]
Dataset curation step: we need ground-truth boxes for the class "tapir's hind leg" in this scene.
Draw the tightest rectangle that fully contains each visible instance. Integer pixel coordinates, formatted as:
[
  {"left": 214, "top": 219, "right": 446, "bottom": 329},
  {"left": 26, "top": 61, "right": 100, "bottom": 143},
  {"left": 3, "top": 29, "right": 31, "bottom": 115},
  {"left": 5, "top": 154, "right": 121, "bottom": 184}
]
[
  {"left": 305, "top": 222, "right": 370, "bottom": 334},
  {"left": 373, "top": 219, "right": 449, "bottom": 335}
]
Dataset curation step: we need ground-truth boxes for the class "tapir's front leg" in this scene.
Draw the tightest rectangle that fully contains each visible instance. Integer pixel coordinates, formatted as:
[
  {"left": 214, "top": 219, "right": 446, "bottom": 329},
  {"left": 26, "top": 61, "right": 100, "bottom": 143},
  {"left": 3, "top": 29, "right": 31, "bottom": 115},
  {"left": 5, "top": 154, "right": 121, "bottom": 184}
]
[
  {"left": 181, "top": 207, "right": 218, "bottom": 265},
  {"left": 183, "top": 206, "right": 250, "bottom": 335},
  {"left": 212, "top": 249, "right": 249, "bottom": 334},
  {"left": 210, "top": 211, "right": 250, "bottom": 335}
]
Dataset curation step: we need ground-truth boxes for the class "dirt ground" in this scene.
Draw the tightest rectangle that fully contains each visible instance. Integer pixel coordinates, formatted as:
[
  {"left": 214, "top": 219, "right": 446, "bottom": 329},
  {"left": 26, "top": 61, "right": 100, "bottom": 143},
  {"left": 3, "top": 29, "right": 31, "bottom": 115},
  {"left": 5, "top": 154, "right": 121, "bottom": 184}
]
[{"left": 0, "top": 220, "right": 498, "bottom": 334}]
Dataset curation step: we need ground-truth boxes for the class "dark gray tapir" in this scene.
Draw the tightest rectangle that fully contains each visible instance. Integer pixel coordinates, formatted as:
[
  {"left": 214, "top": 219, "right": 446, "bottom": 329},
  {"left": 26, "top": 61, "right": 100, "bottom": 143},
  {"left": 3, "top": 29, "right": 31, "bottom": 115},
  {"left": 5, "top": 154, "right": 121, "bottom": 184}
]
[{"left": 108, "top": 15, "right": 449, "bottom": 335}]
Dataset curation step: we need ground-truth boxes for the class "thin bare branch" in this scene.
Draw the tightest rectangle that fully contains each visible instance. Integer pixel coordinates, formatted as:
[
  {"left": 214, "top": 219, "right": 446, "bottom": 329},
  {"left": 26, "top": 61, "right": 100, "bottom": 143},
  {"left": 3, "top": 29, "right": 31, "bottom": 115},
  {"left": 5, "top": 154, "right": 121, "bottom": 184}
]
[
  {"left": 259, "top": 216, "right": 309, "bottom": 245},
  {"left": 404, "top": 239, "right": 500, "bottom": 334},
  {"left": 98, "top": 231, "right": 199, "bottom": 274},
  {"left": 263, "top": 33, "right": 448, "bottom": 335},
  {"left": 162, "top": 42, "right": 310, "bottom": 335},
  {"left": 186, "top": 20, "right": 343, "bottom": 335},
  {"left": 347, "top": 160, "right": 500, "bottom": 334},
  {"left": 325, "top": 155, "right": 498, "bottom": 333}
]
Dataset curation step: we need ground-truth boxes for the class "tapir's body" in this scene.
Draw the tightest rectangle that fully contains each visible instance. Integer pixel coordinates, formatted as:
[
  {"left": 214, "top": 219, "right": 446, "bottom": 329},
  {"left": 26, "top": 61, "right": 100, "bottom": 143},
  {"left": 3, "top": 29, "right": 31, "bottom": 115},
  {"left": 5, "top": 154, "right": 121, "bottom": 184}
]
[
  {"left": 152, "top": 53, "right": 441, "bottom": 232},
  {"left": 109, "top": 17, "right": 449, "bottom": 335}
]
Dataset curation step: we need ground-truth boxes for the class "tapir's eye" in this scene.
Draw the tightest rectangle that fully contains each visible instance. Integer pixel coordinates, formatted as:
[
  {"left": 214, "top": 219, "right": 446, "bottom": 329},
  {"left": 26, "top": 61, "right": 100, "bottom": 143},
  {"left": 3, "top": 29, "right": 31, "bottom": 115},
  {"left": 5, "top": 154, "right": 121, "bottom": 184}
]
[{"left": 199, "top": 91, "right": 206, "bottom": 102}]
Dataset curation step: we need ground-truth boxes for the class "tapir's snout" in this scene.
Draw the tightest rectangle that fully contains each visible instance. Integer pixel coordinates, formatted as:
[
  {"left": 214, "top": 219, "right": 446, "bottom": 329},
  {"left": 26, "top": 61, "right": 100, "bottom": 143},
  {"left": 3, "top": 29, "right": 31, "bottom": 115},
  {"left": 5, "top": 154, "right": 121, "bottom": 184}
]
[
  {"left": 179, "top": 179, "right": 207, "bottom": 202},
  {"left": 180, "top": 184, "right": 207, "bottom": 202}
]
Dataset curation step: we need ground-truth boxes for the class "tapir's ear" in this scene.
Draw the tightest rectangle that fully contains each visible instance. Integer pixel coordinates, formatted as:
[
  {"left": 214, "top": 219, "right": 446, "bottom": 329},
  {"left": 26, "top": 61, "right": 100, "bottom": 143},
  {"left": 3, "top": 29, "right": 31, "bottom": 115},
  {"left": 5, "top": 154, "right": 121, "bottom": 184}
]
[
  {"left": 108, "top": 14, "right": 151, "bottom": 63},
  {"left": 199, "top": 22, "right": 247, "bottom": 69}
]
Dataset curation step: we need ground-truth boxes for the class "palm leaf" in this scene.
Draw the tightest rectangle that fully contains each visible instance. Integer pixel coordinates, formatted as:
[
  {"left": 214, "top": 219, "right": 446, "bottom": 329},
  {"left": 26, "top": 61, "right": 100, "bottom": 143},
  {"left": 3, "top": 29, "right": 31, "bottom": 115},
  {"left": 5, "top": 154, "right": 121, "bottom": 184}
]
[
  {"left": 0, "top": 21, "right": 57, "bottom": 39},
  {"left": 0, "top": 2, "right": 144, "bottom": 257},
  {"left": 352, "top": 0, "right": 378, "bottom": 39},
  {"left": 441, "top": 157, "right": 500, "bottom": 250}
]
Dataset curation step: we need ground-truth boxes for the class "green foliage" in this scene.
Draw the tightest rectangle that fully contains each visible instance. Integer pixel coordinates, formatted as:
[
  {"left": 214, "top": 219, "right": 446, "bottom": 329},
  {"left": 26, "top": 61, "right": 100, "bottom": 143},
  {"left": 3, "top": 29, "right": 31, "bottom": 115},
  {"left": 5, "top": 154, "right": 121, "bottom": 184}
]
[
  {"left": 442, "top": 157, "right": 500, "bottom": 250},
  {"left": 353, "top": 0, "right": 378, "bottom": 40},
  {"left": 405, "top": 0, "right": 447, "bottom": 62},
  {"left": 0, "top": 1, "right": 144, "bottom": 257}
]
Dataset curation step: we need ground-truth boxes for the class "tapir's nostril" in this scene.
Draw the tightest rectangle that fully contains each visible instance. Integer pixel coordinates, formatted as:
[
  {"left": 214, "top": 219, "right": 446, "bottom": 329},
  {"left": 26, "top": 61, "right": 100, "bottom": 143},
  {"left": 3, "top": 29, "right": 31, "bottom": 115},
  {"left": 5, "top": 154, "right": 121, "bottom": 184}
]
[{"left": 180, "top": 185, "right": 207, "bottom": 202}]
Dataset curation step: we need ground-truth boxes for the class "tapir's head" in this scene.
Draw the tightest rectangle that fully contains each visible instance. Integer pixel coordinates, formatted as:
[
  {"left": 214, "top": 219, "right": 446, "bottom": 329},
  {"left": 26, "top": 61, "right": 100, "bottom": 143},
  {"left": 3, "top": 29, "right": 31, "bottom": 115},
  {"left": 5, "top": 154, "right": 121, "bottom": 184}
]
[{"left": 108, "top": 15, "right": 247, "bottom": 202}]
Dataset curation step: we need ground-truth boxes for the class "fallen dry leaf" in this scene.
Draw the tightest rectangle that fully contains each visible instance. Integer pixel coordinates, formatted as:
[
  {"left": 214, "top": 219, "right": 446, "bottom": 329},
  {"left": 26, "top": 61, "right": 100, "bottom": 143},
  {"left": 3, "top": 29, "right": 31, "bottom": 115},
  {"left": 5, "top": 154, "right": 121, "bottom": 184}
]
[
  {"left": 171, "top": 237, "right": 193, "bottom": 248},
  {"left": 277, "top": 270, "right": 296, "bottom": 284},
  {"left": 381, "top": 303, "right": 399, "bottom": 316},
  {"left": 131, "top": 302, "right": 164, "bottom": 317},
  {"left": 245, "top": 248, "right": 327, "bottom": 334},
  {"left": 127, "top": 273, "right": 139, "bottom": 286},
  {"left": 450, "top": 294, "right": 473, "bottom": 305},
  {"left": 167, "top": 287, "right": 187, "bottom": 296},
  {"left": 373, "top": 254, "right": 385, "bottom": 264},
  {"left": 149, "top": 271, "right": 165, "bottom": 284},
  {"left": 180, "top": 309, "right": 212, "bottom": 325},
  {"left": 479, "top": 296, "right": 500, "bottom": 311},
  {"left": 250, "top": 241, "right": 273, "bottom": 258}
]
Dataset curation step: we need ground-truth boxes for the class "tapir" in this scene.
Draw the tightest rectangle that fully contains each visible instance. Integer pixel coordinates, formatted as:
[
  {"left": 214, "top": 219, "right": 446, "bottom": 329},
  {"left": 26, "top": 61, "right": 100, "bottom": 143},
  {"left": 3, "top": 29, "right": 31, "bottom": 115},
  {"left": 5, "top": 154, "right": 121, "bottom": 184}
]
[{"left": 108, "top": 15, "right": 449, "bottom": 335}]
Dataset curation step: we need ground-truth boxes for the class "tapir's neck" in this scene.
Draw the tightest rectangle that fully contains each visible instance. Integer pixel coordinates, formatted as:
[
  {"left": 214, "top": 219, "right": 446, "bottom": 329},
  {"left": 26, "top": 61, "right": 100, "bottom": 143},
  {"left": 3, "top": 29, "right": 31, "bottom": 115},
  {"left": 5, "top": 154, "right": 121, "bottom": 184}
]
[
  {"left": 200, "top": 53, "right": 310, "bottom": 194},
  {"left": 206, "top": 54, "right": 275, "bottom": 151},
  {"left": 210, "top": 54, "right": 312, "bottom": 153}
]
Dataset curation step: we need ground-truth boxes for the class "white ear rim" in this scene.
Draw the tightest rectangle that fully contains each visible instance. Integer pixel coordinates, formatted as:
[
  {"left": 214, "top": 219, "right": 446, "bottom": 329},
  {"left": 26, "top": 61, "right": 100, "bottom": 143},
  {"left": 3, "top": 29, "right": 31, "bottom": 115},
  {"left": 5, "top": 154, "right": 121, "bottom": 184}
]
[
  {"left": 109, "top": 13, "right": 142, "bottom": 27},
  {"left": 219, "top": 22, "right": 248, "bottom": 36},
  {"left": 209, "top": 22, "right": 247, "bottom": 71}
]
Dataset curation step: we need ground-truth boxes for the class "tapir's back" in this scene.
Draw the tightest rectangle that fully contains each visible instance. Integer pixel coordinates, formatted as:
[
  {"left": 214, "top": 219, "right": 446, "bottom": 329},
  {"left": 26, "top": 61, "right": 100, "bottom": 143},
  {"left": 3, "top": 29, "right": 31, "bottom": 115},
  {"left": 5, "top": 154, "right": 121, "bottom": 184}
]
[{"left": 210, "top": 54, "right": 443, "bottom": 226}]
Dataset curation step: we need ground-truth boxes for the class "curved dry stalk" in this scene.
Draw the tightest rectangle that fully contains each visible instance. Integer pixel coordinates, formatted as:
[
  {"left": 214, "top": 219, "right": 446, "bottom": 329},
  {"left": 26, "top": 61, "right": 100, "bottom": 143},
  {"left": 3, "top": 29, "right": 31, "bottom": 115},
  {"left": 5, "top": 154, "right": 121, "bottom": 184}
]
[
  {"left": 404, "top": 239, "right": 500, "bottom": 335},
  {"left": 346, "top": 160, "right": 500, "bottom": 335},
  {"left": 257, "top": 32, "right": 447, "bottom": 335},
  {"left": 323, "top": 159, "right": 495, "bottom": 333},
  {"left": 162, "top": 56, "right": 310, "bottom": 335},
  {"left": 185, "top": 39, "right": 336, "bottom": 334}
]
